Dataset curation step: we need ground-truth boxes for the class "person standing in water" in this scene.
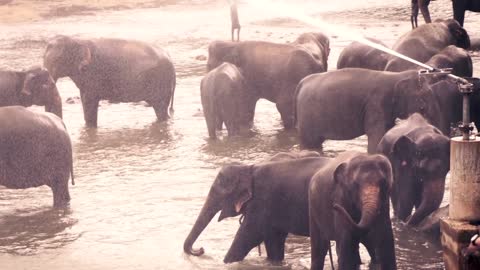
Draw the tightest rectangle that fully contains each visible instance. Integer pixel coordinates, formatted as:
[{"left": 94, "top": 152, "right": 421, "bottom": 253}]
[
  {"left": 411, "top": 0, "right": 432, "bottom": 29},
  {"left": 229, "top": 0, "right": 241, "bottom": 41}
]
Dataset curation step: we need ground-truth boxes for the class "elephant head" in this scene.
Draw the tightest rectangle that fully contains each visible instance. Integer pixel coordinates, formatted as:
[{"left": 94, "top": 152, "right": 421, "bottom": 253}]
[
  {"left": 184, "top": 163, "right": 253, "bottom": 256},
  {"left": 393, "top": 72, "right": 441, "bottom": 128},
  {"left": 391, "top": 132, "right": 450, "bottom": 225},
  {"left": 443, "top": 19, "right": 470, "bottom": 49},
  {"left": 43, "top": 35, "right": 92, "bottom": 81},
  {"left": 333, "top": 154, "right": 393, "bottom": 233},
  {"left": 207, "top": 41, "right": 240, "bottom": 72},
  {"left": 294, "top": 32, "right": 330, "bottom": 70},
  {"left": 19, "top": 67, "right": 62, "bottom": 118}
]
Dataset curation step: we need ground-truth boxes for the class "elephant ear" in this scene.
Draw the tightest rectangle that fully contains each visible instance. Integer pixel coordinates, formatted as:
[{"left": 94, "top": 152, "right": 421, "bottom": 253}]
[
  {"left": 333, "top": 162, "right": 348, "bottom": 187},
  {"left": 446, "top": 19, "right": 470, "bottom": 49},
  {"left": 393, "top": 136, "right": 415, "bottom": 167},
  {"left": 20, "top": 72, "right": 36, "bottom": 96},
  {"left": 76, "top": 41, "right": 92, "bottom": 73},
  {"left": 218, "top": 166, "right": 254, "bottom": 221}
]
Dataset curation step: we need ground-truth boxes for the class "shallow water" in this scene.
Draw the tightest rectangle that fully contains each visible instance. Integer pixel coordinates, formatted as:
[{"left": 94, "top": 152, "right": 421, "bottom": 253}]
[{"left": 0, "top": 0, "right": 479, "bottom": 269}]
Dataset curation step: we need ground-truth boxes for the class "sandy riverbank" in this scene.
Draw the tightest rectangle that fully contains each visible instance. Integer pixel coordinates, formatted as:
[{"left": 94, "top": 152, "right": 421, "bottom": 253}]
[{"left": 0, "top": 0, "right": 167, "bottom": 23}]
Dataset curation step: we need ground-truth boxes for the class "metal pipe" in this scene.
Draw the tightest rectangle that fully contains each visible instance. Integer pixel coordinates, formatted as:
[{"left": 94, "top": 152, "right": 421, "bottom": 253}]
[{"left": 463, "top": 94, "right": 471, "bottom": 140}]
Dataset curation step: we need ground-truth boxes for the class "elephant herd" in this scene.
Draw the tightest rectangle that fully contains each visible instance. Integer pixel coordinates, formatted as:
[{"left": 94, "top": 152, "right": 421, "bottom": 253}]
[{"left": 0, "top": 16, "right": 478, "bottom": 269}]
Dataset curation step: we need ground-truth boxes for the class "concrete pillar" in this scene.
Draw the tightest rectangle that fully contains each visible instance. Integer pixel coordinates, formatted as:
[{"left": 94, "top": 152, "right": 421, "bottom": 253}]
[
  {"left": 441, "top": 137, "right": 480, "bottom": 270},
  {"left": 449, "top": 137, "right": 480, "bottom": 221}
]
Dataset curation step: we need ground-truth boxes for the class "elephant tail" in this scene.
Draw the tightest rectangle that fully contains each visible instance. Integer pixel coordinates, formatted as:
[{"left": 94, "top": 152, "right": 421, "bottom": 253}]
[
  {"left": 70, "top": 161, "right": 75, "bottom": 186},
  {"left": 169, "top": 67, "right": 176, "bottom": 116},
  {"left": 292, "top": 78, "right": 304, "bottom": 128}
]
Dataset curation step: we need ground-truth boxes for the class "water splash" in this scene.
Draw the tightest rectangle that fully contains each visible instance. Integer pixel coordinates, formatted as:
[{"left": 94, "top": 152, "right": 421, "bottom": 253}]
[{"left": 244, "top": 0, "right": 433, "bottom": 70}]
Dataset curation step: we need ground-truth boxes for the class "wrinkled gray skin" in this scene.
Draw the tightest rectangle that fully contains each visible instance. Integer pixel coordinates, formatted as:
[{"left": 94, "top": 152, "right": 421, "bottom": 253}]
[
  {"left": 267, "top": 150, "right": 321, "bottom": 162},
  {"left": 295, "top": 68, "right": 441, "bottom": 153},
  {"left": 411, "top": 0, "right": 431, "bottom": 29},
  {"left": 430, "top": 77, "right": 480, "bottom": 135},
  {"left": 336, "top": 38, "right": 389, "bottom": 71},
  {"left": 200, "top": 63, "right": 255, "bottom": 139},
  {"left": 417, "top": 205, "right": 449, "bottom": 237},
  {"left": 377, "top": 113, "right": 450, "bottom": 226},
  {"left": 44, "top": 35, "right": 176, "bottom": 127},
  {"left": 0, "top": 66, "right": 62, "bottom": 118},
  {"left": 309, "top": 152, "right": 396, "bottom": 270},
  {"left": 206, "top": 32, "right": 329, "bottom": 129},
  {"left": 0, "top": 106, "right": 74, "bottom": 207},
  {"left": 424, "top": 45, "right": 472, "bottom": 77},
  {"left": 453, "top": 0, "right": 480, "bottom": 26},
  {"left": 385, "top": 19, "right": 470, "bottom": 72},
  {"left": 183, "top": 157, "right": 330, "bottom": 263}
]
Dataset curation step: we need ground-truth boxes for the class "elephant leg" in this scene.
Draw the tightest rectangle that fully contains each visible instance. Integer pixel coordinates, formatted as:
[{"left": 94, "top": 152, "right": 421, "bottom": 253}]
[
  {"left": 275, "top": 92, "right": 295, "bottom": 129},
  {"left": 237, "top": 27, "right": 241, "bottom": 42},
  {"left": 310, "top": 221, "right": 329, "bottom": 270},
  {"left": 411, "top": 0, "right": 419, "bottom": 28},
  {"left": 50, "top": 177, "right": 70, "bottom": 208},
  {"left": 366, "top": 124, "right": 387, "bottom": 154},
  {"left": 374, "top": 222, "right": 397, "bottom": 270},
  {"left": 223, "top": 220, "right": 264, "bottom": 263},
  {"left": 264, "top": 230, "right": 288, "bottom": 262},
  {"left": 361, "top": 236, "right": 377, "bottom": 264},
  {"left": 151, "top": 100, "right": 169, "bottom": 122},
  {"left": 419, "top": 0, "right": 431, "bottom": 23},
  {"left": 81, "top": 93, "right": 99, "bottom": 128},
  {"left": 337, "top": 235, "right": 360, "bottom": 270},
  {"left": 452, "top": 2, "right": 465, "bottom": 26}
]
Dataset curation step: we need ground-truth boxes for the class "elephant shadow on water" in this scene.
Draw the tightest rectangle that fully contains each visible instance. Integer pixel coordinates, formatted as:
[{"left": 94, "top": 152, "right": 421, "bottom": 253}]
[{"left": 0, "top": 208, "right": 80, "bottom": 255}]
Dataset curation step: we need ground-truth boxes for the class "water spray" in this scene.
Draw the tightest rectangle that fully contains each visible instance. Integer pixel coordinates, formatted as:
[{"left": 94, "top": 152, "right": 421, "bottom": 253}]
[{"left": 245, "top": 0, "right": 477, "bottom": 139}]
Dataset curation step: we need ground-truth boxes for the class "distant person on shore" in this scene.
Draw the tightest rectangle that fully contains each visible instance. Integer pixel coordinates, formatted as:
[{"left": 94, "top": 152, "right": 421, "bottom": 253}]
[
  {"left": 411, "top": 0, "right": 432, "bottom": 29},
  {"left": 229, "top": 0, "right": 241, "bottom": 41}
]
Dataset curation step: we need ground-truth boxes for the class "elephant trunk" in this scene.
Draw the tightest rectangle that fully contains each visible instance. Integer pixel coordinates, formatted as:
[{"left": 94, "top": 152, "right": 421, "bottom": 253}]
[
  {"left": 407, "top": 179, "right": 445, "bottom": 226},
  {"left": 334, "top": 185, "right": 380, "bottom": 234},
  {"left": 183, "top": 193, "right": 222, "bottom": 256},
  {"left": 45, "top": 85, "right": 63, "bottom": 119}
]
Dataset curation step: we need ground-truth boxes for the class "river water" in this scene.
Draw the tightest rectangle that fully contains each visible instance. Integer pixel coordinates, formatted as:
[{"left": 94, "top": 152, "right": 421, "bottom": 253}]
[{"left": 0, "top": 0, "right": 479, "bottom": 269}]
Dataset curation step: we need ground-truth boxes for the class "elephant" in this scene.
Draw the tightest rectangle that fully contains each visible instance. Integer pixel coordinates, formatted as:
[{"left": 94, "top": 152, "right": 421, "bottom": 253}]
[
  {"left": 292, "top": 32, "right": 330, "bottom": 72},
  {"left": 43, "top": 35, "right": 176, "bottom": 127},
  {"left": 0, "top": 66, "right": 62, "bottom": 118},
  {"left": 200, "top": 62, "right": 255, "bottom": 139},
  {"left": 377, "top": 113, "right": 450, "bottom": 226},
  {"left": 411, "top": 0, "right": 432, "bottom": 29},
  {"left": 229, "top": 0, "right": 240, "bottom": 41},
  {"left": 384, "top": 19, "right": 470, "bottom": 72},
  {"left": 266, "top": 150, "right": 321, "bottom": 162},
  {"left": 183, "top": 157, "right": 331, "bottom": 263},
  {"left": 336, "top": 38, "right": 389, "bottom": 71},
  {"left": 430, "top": 76, "right": 480, "bottom": 135},
  {"left": 0, "top": 106, "right": 74, "bottom": 207},
  {"left": 206, "top": 33, "right": 329, "bottom": 129},
  {"left": 452, "top": 0, "right": 480, "bottom": 26},
  {"left": 309, "top": 151, "right": 396, "bottom": 270},
  {"left": 295, "top": 68, "right": 441, "bottom": 153},
  {"left": 424, "top": 45, "right": 472, "bottom": 77}
]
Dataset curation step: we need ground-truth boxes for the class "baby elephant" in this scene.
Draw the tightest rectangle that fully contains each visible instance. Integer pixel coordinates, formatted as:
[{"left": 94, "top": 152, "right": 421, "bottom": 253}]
[
  {"left": 377, "top": 113, "right": 450, "bottom": 226},
  {"left": 0, "top": 66, "right": 62, "bottom": 118},
  {"left": 184, "top": 157, "right": 330, "bottom": 263},
  {"left": 309, "top": 151, "right": 396, "bottom": 270},
  {"left": 201, "top": 62, "right": 255, "bottom": 139},
  {"left": 0, "top": 106, "right": 74, "bottom": 207}
]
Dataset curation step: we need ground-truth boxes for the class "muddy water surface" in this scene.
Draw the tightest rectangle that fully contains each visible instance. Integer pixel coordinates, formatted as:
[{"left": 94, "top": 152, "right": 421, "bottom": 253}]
[{"left": 0, "top": 0, "right": 479, "bottom": 269}]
